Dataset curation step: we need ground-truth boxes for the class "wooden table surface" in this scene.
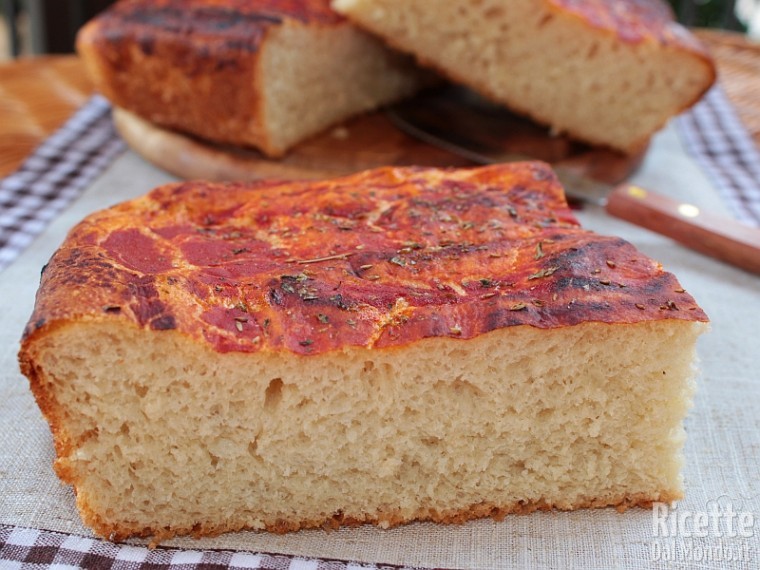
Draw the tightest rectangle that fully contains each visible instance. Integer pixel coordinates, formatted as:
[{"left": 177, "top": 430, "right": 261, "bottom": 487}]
[
  {"left": 0, "top": 56, "right": 93, "bottom": 177},
  {"left": 0, "top": 30, "right": 758, "bottom": 179}
]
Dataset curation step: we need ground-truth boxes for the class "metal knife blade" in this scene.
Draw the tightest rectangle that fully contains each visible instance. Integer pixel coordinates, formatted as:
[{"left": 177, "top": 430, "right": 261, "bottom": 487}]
[{"left": 387, "top": 85, "right": 615, "bottom": 206}]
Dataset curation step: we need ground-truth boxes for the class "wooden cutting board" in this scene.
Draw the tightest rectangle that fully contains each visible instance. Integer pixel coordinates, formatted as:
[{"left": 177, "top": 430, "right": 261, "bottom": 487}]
[{"left": 113, "top": 105, "right": 645, "bottom": 184}]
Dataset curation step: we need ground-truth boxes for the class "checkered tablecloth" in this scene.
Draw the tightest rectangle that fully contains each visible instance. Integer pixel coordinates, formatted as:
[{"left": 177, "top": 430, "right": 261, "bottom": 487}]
[
  {"left": 677, "top": 87, "right": 760, "bottom": 226},
  {"left": 0, "top": 526, "right": 412, "bottom": 570},
  {"left": 1, "top": 85, "right": 759, "bottom": 570},
  {"left": 0, "top": 95, "right": 126, "bottom": 272}
]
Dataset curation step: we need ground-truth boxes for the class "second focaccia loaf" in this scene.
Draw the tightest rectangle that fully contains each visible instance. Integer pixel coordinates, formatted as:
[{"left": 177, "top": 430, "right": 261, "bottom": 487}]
[
  {"left": 20, "top": 163, "right": 707, "bottom": 543},
  {"left": 77, "top": 0, "right": 429, "bottom": 157},
  {"left": 333, "top": 0, "right": 716, "bottom": 154}
]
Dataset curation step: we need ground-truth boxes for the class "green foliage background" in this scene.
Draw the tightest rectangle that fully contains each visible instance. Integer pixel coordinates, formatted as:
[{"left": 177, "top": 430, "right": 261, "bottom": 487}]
[{"left": 667, "top": 0, "right": 746, "bottom": 30}]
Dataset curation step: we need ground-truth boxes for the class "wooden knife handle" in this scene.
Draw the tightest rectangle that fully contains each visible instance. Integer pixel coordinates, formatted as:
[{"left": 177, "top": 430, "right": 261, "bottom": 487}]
[{"left": 606, "top": 184, "right": 760, "bottom": 275}]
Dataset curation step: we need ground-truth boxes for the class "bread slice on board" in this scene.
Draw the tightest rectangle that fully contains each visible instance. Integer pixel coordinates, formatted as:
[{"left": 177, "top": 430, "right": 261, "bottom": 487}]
[
  {"left": 77, "top": 0, "right": 429, "bottom": 157},
  {"left": 332, "top": 0, "right": 717, "bottom": 154},
  {"left": 19, "top": 163, "right": 707, "bottom": 543}
]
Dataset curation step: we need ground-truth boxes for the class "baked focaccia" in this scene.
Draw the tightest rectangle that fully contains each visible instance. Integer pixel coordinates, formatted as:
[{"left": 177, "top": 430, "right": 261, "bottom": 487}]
[
  {"left": 332, "top": 0, "right": 716, "bottom": 154},
  {"left": 20, "top": 163, "right": 707, "bottom": 542},
  {"left": 76, "top": 0, "right": 428, "bottom": 157}
]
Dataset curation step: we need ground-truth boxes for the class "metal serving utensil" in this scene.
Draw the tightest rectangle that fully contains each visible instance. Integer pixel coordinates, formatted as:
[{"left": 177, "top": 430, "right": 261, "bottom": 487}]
[{"left": 387, "top": 86, "right": 760, "bottom": 274}]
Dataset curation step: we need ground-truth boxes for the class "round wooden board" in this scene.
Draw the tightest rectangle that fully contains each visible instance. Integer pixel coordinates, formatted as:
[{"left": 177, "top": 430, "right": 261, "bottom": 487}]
[
  {"left": 113, "top": 106, "right": 645, "bottom": 184},
  {"left": 113, "top": 108, "right": 476, "bottom": 182}
]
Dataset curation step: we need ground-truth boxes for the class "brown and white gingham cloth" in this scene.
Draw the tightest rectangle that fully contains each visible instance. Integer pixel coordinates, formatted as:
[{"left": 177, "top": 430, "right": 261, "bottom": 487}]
[
  {"left": 0, "top": 525, "right": 414, "bottom": 570},
  {"left": 0, "top": 95, "right": 125, "bottom": 271},
  {"left": 676, "top": 85, "right": 760, "bottom": 227},
  {"left": 1, "top": 85, "right": 760, "bottom": 569}
]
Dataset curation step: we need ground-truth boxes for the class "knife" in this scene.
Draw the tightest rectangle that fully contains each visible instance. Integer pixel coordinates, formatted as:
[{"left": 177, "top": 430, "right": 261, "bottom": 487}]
[{"left": 387, "top": 86, "right": 760, "bottom": 275}]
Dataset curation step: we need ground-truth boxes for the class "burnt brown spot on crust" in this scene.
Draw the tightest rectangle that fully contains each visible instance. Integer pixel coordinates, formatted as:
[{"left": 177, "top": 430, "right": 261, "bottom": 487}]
[
  {"left": 137, "top": 34, "right": 155, "bottom": 56},
  {"left": 107, "top": 7, "right": 277, "bottom": 54},
  {"left": 21, "top": 318, "right": 47, "bottom": 341},
  {"left": 150, "top": 315, "right": 177, "bottom": 330},
  {"left": 89, "top": 0, "right": 343, "bottom": 56},
  {"left": 120, "top": 6, "right": 284, "bottom": 31},
  {"left": 124, "top": 277, "right": 172, "bottom": 329}
]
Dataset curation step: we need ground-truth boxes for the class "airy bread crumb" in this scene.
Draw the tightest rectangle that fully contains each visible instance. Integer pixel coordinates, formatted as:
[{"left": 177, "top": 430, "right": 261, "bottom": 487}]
[{"left": 25, "top": 319, "right": 703, "bottom": 540}]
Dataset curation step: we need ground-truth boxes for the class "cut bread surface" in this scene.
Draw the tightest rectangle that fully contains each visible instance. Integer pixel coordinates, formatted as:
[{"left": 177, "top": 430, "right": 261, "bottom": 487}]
[
  {"left": 332, "top": 0, "right": 716, "bottom": 153},
  {"left": 19, "top": 163, "right": 708, "bottom": 542},
  {"left": 25, "top": 319, "right": 703, "bottom": 541},
  {"left": 260, "top": 20, "right": 428, "bottom": 155}
]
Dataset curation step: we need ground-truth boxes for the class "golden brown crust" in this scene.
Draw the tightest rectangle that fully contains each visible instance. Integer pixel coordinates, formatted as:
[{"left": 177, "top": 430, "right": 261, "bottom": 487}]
[
  {"left": 548, "top": 0, "right": 717, "bottom": 126},
  {"left": 76, "top": 0, "right": 348, "bottom": 156},
  {"left": 79, "top": 490, "right": 681, "bottom": 544},
  {"left": 20, "top": 162, "right": 707, "bottom": 361}
]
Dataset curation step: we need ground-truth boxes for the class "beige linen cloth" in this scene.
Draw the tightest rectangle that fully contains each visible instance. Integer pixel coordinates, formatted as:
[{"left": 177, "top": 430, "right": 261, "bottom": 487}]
[{"left": 1, "top": 124, "right": 759, "bottom": 569}]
